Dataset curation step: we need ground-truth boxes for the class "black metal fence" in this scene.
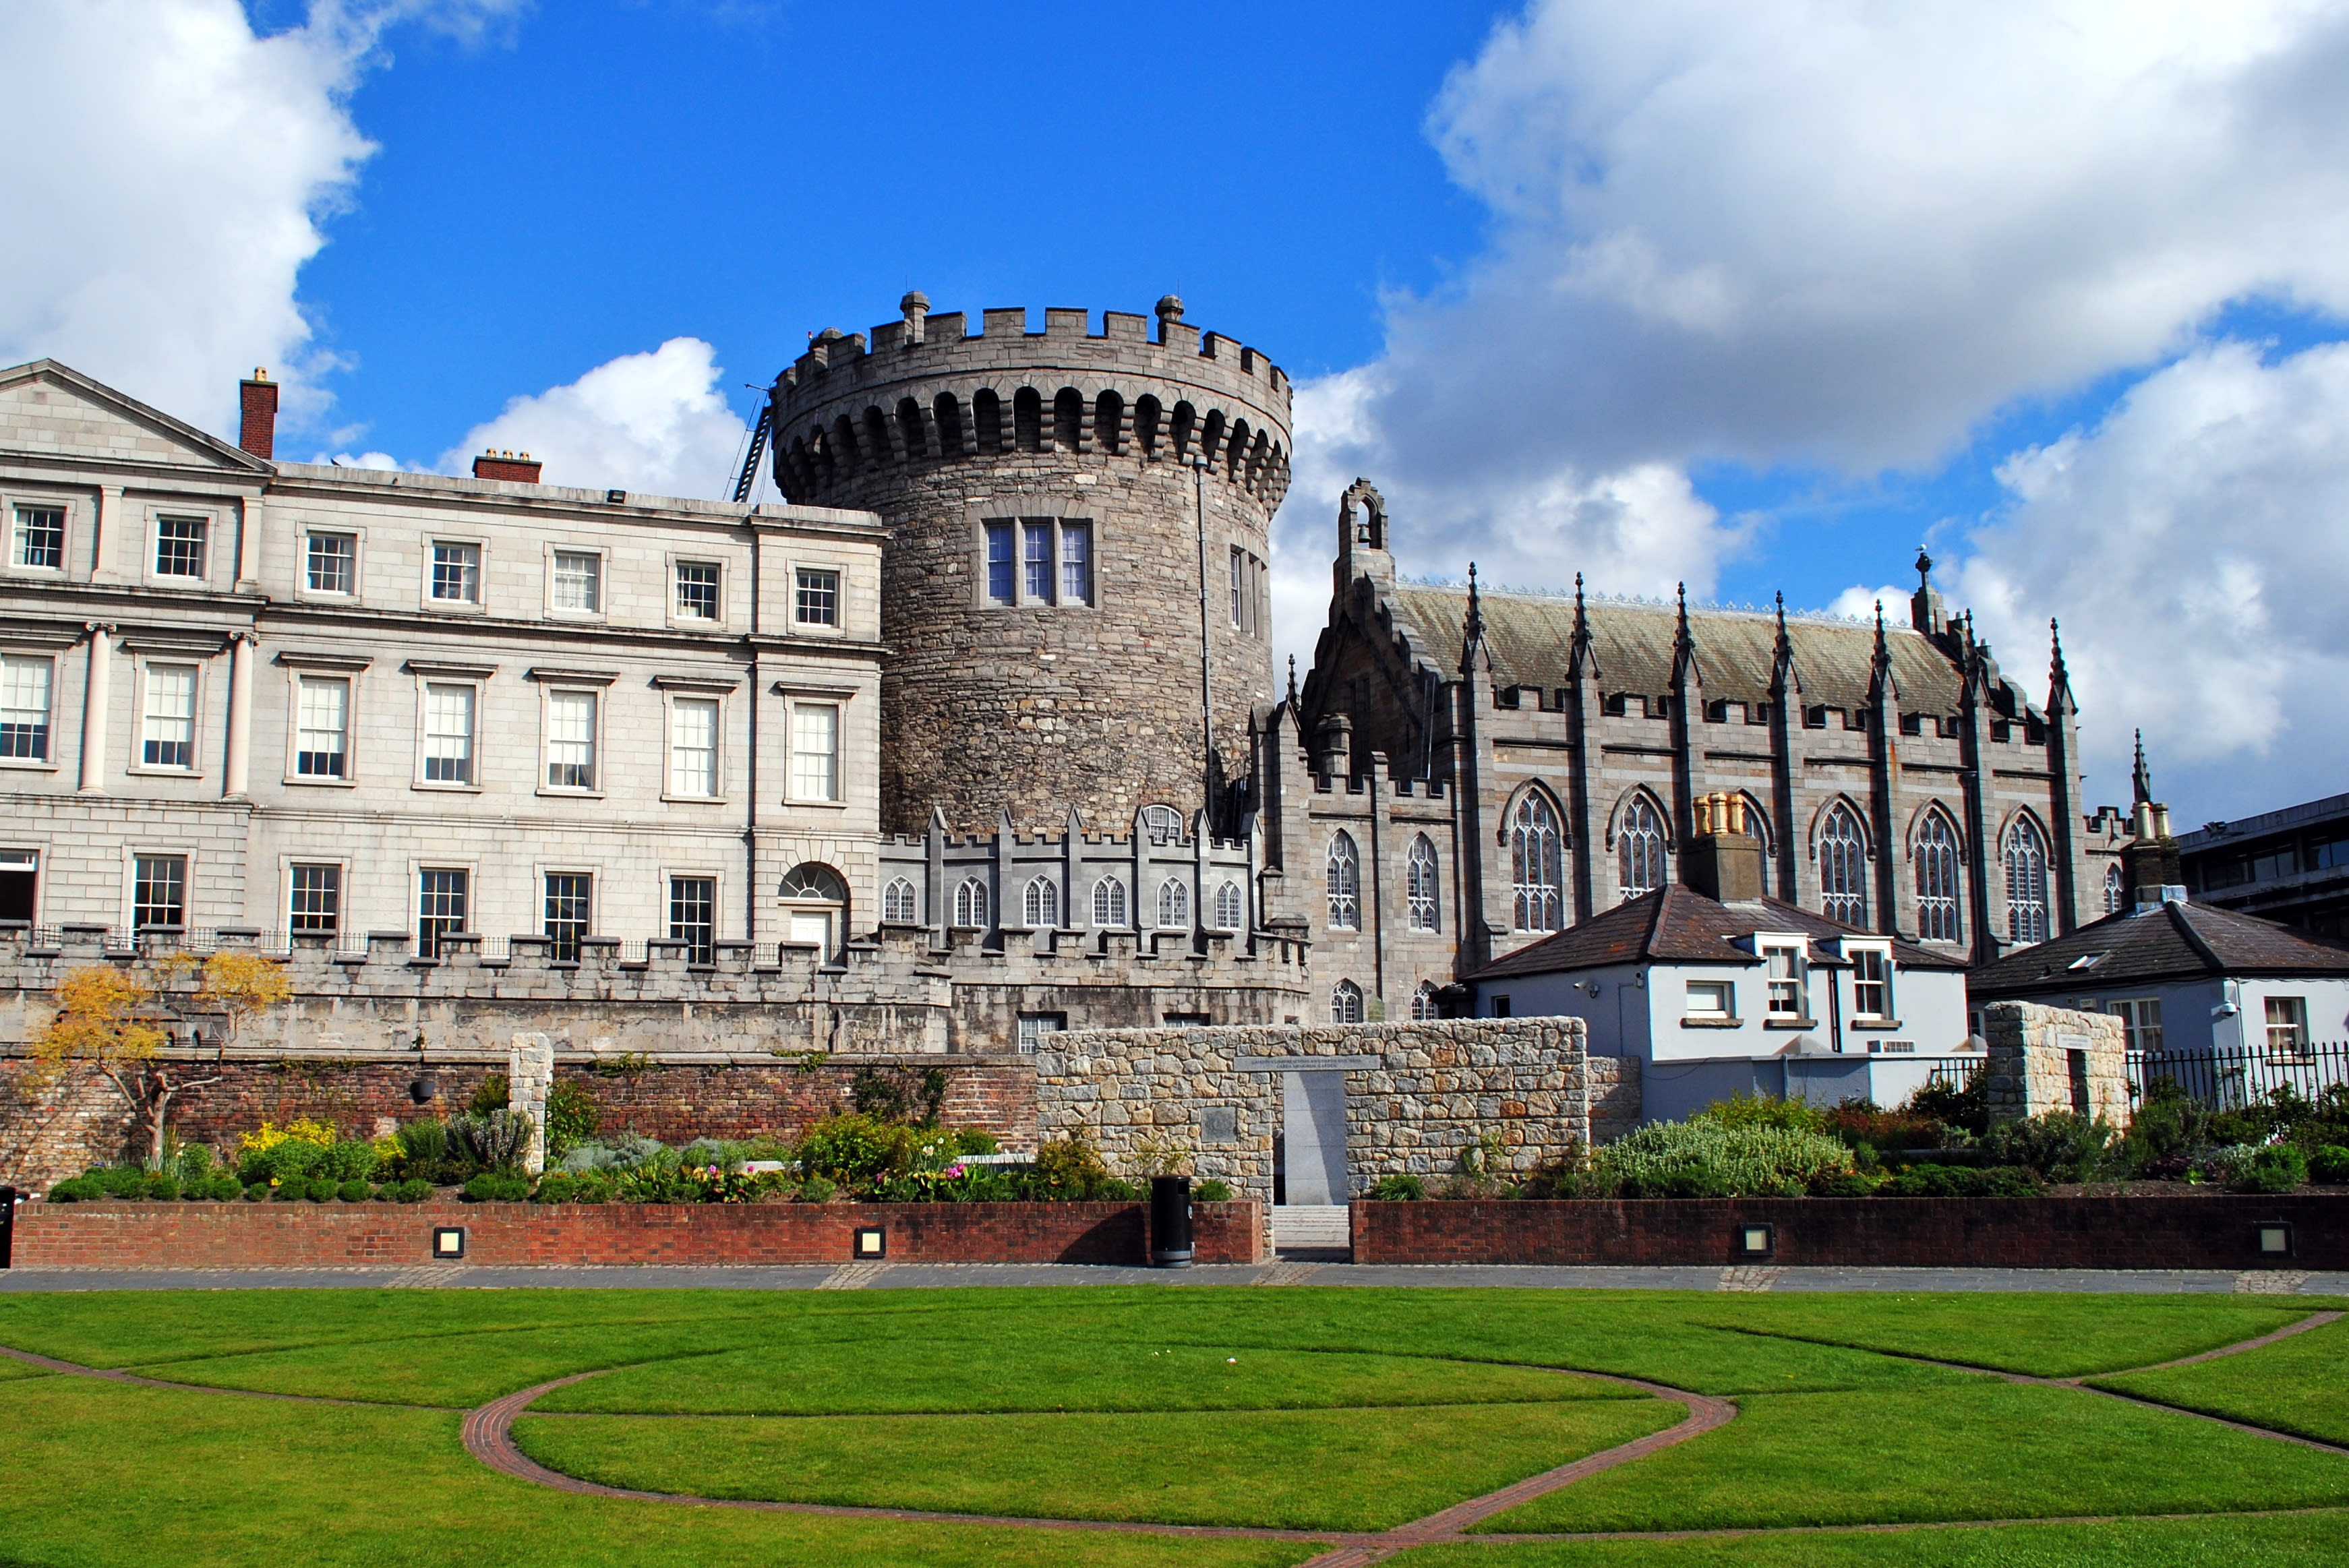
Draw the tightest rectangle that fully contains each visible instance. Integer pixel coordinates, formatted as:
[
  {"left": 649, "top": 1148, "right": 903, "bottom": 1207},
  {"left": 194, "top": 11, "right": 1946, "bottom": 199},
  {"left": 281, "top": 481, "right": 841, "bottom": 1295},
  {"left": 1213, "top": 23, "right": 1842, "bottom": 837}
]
[{"left": 2127, "top": 1041, "right": 2349, "bottom": 1108}]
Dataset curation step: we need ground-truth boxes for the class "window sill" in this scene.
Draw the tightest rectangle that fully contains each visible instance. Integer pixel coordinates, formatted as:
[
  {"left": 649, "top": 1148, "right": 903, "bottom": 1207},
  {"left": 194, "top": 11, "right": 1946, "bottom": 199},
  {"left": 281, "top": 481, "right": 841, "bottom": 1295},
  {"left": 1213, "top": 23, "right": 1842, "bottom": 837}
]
[
  {"left": 659, "top": 793, "right": 731, "bottom": 806},
  {"left": 127, "top": 765, "right": 204, "bottom": 779},
  {"left": 1680, "top": 1016, "right": 1744, "bottom": 1029},
  {"left": 411, "top": 780, "right": 483, "bottom": 794},
  {"left": 779, "top": 797, "right": 848, "bottom": 809},
  {"left": 419, "top": 601, "right": 486, "bottom": 614},
  {"left": 283, "top": 775, "right": 357, "bottom": 789},
  {"left": 536, "top": 787, "right": 607, "bottom": 800},
  {"left": 1851, "top": 1015, "right": 1901, "bottom": 1029},
  {"left": 545, "top": 609, "right": 607, "bottom": 622},
  {"left": 0, "top": 758, "right": 59, "bottom": 772},
  {"left": 1763, "top": 1017, "right": 1820, "bottom": 1029},
  {"left": 295, "top": 589, "right": 357, "bottom": 602}
]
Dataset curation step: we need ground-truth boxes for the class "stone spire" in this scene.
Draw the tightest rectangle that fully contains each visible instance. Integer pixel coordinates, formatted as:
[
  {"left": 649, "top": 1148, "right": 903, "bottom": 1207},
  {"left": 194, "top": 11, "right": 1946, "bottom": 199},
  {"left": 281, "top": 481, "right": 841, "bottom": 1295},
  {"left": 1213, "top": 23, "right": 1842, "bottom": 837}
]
[{"left": 1459, "top": 562, "right": 1486, "bottom": 677}]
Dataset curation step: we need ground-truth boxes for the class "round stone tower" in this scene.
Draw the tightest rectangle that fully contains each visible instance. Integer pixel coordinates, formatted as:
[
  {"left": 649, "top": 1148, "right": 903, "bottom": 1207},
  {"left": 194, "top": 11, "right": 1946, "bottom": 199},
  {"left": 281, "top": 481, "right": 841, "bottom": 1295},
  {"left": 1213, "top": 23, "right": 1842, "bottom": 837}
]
[{"left": 769, "top": 295, "right": 1290, "bottom": 837}]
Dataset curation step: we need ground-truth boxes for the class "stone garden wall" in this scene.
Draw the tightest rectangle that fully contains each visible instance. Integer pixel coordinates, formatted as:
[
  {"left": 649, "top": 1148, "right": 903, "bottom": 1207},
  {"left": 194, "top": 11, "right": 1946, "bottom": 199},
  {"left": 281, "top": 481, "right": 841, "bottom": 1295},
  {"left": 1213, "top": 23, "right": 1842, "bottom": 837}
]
[
  {"left": 1982, "top": 1001, "right": 2131, "bottom": 1128},
  {"left": 1034, "top": 1018, "right": 1604, "bottom": 1230}
]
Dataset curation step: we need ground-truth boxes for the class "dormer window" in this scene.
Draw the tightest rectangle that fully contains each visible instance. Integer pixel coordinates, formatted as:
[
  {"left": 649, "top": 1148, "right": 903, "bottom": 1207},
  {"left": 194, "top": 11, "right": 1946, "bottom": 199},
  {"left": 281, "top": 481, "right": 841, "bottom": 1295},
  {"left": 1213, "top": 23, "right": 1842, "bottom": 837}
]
[
  {"left": 1764, "top": 945, "right": 1806, "bottom": 1016},
  {"left": 1851, "top": 946, "right": 1892, "bottom": 1019}
]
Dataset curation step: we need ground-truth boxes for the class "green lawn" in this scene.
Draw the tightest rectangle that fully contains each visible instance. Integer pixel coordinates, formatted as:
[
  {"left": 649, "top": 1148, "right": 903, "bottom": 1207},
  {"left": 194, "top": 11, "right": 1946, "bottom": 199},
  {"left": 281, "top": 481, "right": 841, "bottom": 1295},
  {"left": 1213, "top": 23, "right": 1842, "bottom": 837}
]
[
  {"left": 2095, "top": 1316, "right": 2349, "bottom": 1446},
  {"left": 0, "top": 1286, "right": 2340, "bottom": 1567},
  {"left": 516, "top": 1399, "right": 1679, "bottom": 1531},
  {"left": 1475, "top": 1381, "right": 2349, "bottom": 1533}
]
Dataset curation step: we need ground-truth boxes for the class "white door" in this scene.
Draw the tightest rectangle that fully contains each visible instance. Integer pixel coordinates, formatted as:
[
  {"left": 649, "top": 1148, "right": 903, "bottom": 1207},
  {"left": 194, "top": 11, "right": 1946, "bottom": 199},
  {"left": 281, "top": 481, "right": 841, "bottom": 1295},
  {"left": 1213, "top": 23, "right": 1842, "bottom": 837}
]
[{"left": 787, "top": 908, "right": 833, "bottom": 952}]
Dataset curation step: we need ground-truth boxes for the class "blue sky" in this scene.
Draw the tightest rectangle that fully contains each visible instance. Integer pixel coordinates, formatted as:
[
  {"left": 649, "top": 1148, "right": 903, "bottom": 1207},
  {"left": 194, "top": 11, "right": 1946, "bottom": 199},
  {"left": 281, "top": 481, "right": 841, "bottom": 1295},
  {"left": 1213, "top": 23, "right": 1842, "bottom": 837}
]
[{"left": 13, "top": 0, "right": 2349, "bottom": 824}]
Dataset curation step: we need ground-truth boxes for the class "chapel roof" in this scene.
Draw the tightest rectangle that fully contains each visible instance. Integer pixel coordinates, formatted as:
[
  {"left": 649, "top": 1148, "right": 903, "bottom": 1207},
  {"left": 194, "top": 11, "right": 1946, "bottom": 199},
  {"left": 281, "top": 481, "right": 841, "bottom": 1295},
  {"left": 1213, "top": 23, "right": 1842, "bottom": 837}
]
[
  {"left": 1468, "top": 885, "right": 1967, "bottom": 981},
  {"left": 1385, "top": 584, "right": 1969, "bottom": 714},
  {"left": 1967, "top": 899, "right": 2349, "bottom": 995}
]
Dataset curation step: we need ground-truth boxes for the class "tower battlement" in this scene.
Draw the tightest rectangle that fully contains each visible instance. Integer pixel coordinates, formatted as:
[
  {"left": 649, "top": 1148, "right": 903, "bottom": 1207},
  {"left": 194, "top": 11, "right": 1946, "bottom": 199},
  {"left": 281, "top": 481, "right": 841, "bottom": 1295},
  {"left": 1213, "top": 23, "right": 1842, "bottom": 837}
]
[{"left": 770, "top": 296, "right": 1292, "bottom": 511}]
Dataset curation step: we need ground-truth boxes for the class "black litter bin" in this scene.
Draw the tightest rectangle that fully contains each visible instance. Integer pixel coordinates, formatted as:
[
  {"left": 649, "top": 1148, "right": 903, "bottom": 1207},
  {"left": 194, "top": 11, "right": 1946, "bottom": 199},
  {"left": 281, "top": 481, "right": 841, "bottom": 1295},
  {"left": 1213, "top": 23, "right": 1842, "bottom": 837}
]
[{"left": 1150, "top": 1175, "right": 1193, "bottom": 1267}]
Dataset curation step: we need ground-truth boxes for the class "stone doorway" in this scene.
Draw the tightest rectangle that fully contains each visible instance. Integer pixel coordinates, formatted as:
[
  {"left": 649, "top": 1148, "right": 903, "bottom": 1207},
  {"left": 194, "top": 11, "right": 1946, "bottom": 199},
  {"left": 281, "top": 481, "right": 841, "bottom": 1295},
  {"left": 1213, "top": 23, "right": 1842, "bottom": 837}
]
[{"left": 1274, "top": 1067, "right": 1350, "bottom": 1256}]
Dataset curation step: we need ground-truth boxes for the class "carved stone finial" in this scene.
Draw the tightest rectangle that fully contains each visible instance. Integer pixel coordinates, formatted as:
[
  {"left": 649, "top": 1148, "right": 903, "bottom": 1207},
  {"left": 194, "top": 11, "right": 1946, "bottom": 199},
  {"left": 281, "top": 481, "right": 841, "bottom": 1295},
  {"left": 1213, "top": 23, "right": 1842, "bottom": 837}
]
[
  {"left": 1155, "top": 295, "right": 1185, "bottom": 324},
  {"left": 899, "top": 291, "right": 930, "bottom": 344}
]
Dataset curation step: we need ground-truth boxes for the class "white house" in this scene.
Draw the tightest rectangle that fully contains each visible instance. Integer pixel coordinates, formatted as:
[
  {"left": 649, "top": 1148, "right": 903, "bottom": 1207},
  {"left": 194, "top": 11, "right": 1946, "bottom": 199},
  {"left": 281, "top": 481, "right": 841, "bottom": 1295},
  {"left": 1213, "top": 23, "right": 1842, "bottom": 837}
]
[{"left": 1466, "top": 883, "right": 1974, "bottom": 1122}]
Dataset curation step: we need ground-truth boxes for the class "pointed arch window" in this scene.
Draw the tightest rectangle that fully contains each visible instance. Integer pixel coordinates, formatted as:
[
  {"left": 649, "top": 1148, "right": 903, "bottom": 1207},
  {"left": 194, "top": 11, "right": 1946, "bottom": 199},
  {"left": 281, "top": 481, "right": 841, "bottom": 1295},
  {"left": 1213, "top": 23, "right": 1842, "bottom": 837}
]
[
  {"left": 1406, "top": 835, "right": 1441, "bottom": 932},
  {"left": 2005, "top": 819, "right": 2050, "bottom": 945},
  {"left": 1022, "top": 876, "right": 1061, "bottom": 928},
  {"left": 1332, "top": 979, "right": 1365, "bottom": 1025},
  {"left": 952, "top": 877, "right": 990, "bottom": 930},
  {"left": 2103, "top": 862, "right": 2125, "bottom": 914},
  {"left": 1818, "top": 803, "right": 1868, "bottom": 926},
  {"left": 1617, "top": 794, "right": 1666, "bottom": 903},
  {"left": 1092, "top": 875, "right": 1129, "bottom": 928},
  {"left": 1512, "top": 793, "right": 1565, "bottom": 931},
  {"left": 1213, "top": 879, "right": 1245, "bottom": 930},
  {"left": 1328, "top": 831, "right": 1361, "bottom": 930},
  {"left": 1915, "top": 814, "right": 1962, "bottom": 942},
  {"left": 883, "top": 878, "right": 918, "bottom": 924},
  {"left": 1158, "top": 878, "right": 1190, "bottom": 930},
  {"left": 1410, "top": 982, "right": 1440, "bottom": 1021}
]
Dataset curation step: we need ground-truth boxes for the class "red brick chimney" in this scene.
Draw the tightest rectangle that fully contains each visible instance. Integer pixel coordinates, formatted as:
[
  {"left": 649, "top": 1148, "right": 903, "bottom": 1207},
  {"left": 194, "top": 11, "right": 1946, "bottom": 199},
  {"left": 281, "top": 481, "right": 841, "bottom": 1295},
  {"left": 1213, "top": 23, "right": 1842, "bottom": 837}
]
[
  {"left": 472, "top": 449, "right": 543, "bottom": 484},
  {"left": 238, "top": 369, "right": 278, "bottom": 459}
]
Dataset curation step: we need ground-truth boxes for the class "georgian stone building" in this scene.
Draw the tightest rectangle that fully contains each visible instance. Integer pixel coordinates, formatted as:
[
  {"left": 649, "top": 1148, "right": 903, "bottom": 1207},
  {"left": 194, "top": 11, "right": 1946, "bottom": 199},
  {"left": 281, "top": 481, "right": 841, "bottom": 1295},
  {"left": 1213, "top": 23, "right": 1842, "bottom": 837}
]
[
  {"left": 0, "top": 358, "right": 885, "bottom": 959},
  {"left": 1261, "top": 480, "right": 2131, "bottom": 1027}
]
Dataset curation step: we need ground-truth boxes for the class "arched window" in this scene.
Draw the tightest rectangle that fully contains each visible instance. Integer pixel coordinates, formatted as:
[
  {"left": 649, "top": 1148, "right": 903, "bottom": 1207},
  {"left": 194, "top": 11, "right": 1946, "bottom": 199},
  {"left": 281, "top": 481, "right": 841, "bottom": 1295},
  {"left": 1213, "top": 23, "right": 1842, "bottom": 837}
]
[
  {"left": 882, "top": 878, "right": 918, "bottom": 924},
  {"left": 1135, "top": 394, "right": 1162, "bottom": 456},
  {"left": 1141, "top": 804, "right": 1183, "bottom": 845},
  {"left": 780, "top": 862, "right": 849, "bottom": 955},
  {"left": 1092, "top": 875, "right": 1129, "bottom": 928},
  {"left": 2005, "top": 819, "right": 2050, "bottom": 945},
  {"left": 952, "top": 877, "right": 989, "bottom": 930},
  {"left": 1213, "top": 880, "right": 1244, "bottom": 930},
  {"left": 1410, "top": 982, "right": 1440, "bottom": 1021},
  {"left": 972, "top": 388, "right": 1003, "bottom": 454},
  {"left": 1406, "top": 835, "right": 1440, "bottom": 932},
  {"left": 1158, "top": 878, "right": 1190, "bottom": 929},
  {"left": 1818, "top": 803, "right": 1868, "bottom": 926},
  {"left": 2104, "top": 862, "right": 2125, "bottom": 914},
  {"left": 862, "top": 406, "right": 890, "bottom": 466},
  {"left": 1022, "top": 877, "right": 1060, "bottom": 928},
  {"left": 1512, "top": 793, "right": 1564, "bottom": 932},
  {"left": 1915, "top": 814, "right": 1962, "bottom": 942},
  {"left": 1327, "top": 831, "right": 1361, "bottom": 930},
  {"left": 1331, "top": 979, "right": 1364, "bottom": 1025},
  {"left": 1618, "top": 794, "right": 1666, "bottom": 903}
]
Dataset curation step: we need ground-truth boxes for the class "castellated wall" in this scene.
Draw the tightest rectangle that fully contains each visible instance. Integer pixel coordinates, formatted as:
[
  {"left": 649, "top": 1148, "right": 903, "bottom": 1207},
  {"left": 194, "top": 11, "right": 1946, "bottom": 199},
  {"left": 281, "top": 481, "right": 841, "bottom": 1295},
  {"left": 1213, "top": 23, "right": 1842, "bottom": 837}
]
[
  {"left": 1033, "top": 1018, "right": 1631, "bottom": 1234},
  {"left": 768, "top": 301, "right": 1290, "bottom": 836}
]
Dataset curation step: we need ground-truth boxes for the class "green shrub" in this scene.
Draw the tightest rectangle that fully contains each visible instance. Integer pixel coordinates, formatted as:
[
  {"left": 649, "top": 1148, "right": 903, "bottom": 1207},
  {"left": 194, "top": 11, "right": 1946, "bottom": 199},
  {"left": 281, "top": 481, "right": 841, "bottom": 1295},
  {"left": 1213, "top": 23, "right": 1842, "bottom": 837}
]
[
  {"left": 794, "top": 1112, "right": 906, "bottom": 1187},
  {"left": 1905, "top": 1069, "right": 1989, "bottom": 1137},
  {"left": 1807, "top": 1170, "right": 1885, "bottom": 1197},
  {"left": 1095, "top": 1178, "right": 1141, "bottom": 1201},
  {"left": 533, "top": 1171, "right": 614, "bottom": 1205},
  {"left": 1371, "top": 1174, "right": 1425, "bottom": 1201},
  {"left": 238, "top": 1137, "right": 328, "bottom": 1186},
  {"left": 2312, "top": 1145, "right": 2349, "bottom": 1184},
  {"left": 463, "top": 1172, "right": 531, "bottom": 1203},
  {"left": 446, "top": 1111, "right": 532, "bottom": 1172},
  {"left": 1595, "top": 1120, "right": 1854, "bottom": 1197},
  {"left": 1981, "top": 1112, "right": 2117, "bottom": 1181},
  {"left": 241, "top": 1181, "right": 268, "bottom": 1201},
  {"left": 322, "top": 1141, "right": 378, "bottom": 1182},
  {"left": 545, "top": 1081, "right": 601, "bottom": 1157},
  {"left": 1692, "top": 1091, "right": 1828, "bottom": 1135},
  {"left": 90, "top": 1167, "right": 150, "bottom": 1199},
  {"left": 2238, "top": 1145, "right": 2308, "bottom": 1194},
  {"left": 953, "top": 1128, "right": 1001, "bottom": 1155},
  {"left": 44, "top": 1176, "right": 103, "bottom": 1202},
  {"left": 170, "top": 1143, "right": 215, "bottom": 1184},
  {"left": 334, "top": 1179, "right": 369, "bottom": 1203},
  {"left": 1193, "top": 1178, "right": 1233, "bottom": 1201},
  {"left": 144, "top": 1174, "right": 180, "bottom": 1201},
  {"left": 388, "top": 1178, "right": 432, "bottom": 1203},
  {"left": 848, "top": 1063, "right": 949, "bottom": 1125},
  {"left": 794, "top": 1174, "right": 837, "bottom": 1203},
  {"left": 1879, "top": 1163, "right": 2042, "bottom": 1197},
  {"left": 470, "top": 1073, "right": 510, "bottom": 1116}
]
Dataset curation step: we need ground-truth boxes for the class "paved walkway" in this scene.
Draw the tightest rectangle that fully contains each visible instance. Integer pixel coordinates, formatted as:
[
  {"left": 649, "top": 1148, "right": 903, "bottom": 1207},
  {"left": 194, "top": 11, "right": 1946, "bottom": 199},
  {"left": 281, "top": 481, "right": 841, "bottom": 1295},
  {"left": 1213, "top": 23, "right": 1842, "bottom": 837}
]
[{"left": 4, "top": 1261, "right": 2344, "bottom": 1292}]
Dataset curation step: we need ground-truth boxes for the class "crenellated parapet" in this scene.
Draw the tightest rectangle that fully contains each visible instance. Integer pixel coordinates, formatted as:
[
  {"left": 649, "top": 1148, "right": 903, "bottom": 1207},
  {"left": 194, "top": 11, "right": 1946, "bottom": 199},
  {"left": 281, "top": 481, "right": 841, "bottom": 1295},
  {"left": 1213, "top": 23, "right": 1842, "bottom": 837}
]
[{"left": 771, "top": 296, "right": 1291, "bottom": 510}]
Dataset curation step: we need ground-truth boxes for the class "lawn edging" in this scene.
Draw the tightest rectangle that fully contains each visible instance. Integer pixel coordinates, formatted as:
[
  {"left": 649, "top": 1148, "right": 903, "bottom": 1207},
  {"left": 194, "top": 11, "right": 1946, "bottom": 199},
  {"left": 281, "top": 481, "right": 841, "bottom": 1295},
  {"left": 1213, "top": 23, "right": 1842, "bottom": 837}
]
[
  {"left": 1350, "top": 1195, "right": 2346, "bottom": 1269},
  {"left": 8, "top": 1199, "right": 1262, "bottom": 1269}
]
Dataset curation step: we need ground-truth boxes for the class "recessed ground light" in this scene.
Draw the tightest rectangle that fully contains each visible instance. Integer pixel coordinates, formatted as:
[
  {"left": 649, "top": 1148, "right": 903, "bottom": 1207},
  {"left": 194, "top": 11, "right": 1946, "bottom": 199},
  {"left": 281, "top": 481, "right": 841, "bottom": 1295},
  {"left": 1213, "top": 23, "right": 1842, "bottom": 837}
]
[
  {"left": 2258, "top": 1223, "right": 2293, "bottom": 1257},
  {"left": 1736, "top": 1224, "right": 1775, "bottom": 1259}
]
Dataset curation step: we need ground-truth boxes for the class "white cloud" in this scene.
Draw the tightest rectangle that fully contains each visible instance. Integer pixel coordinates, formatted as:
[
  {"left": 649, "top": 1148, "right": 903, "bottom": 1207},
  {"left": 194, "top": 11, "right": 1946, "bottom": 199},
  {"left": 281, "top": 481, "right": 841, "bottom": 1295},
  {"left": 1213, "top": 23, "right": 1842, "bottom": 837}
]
[
  {"left": 1953, "top": 339, "right": 2349, "bottom": 817},
  {"left": 0, "top": 1, "right": 521, "bottom": 438},
  {"left": 440, "top": 338, "right": 750, "bottom": 500},
  {"left": 1286, "top": 0, "right": 2349, "bottom": 625}
]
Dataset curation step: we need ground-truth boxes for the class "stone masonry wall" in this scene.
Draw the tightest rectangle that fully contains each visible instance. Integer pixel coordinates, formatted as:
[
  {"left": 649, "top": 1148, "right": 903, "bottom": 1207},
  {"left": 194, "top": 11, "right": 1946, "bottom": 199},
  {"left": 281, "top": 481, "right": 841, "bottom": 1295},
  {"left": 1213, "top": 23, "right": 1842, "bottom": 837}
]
[
  {"left": 0, "top": 1054, "right": 1039, "bottom": 1190},
  {"left": 1982, "top": 1000, "right": 2131, "bottom": 1128},
  {"left": 1034, "top": 1017, "right": 1592, "bottom": 1245}
]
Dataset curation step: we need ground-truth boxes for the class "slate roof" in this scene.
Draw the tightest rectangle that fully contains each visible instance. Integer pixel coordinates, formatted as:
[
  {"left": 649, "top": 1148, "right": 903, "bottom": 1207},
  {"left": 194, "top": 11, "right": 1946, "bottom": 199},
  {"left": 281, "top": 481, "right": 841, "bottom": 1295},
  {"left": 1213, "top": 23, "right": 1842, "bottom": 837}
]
[
  {"left": 1386, "top": 584, "right": 1969, "bottom": 715},
  {"left": 1468, "top": 885, "right": 1967, "bottom": 981},
  {"left": 1967, "top": 899, "right": 2349, "bottom": 996}
]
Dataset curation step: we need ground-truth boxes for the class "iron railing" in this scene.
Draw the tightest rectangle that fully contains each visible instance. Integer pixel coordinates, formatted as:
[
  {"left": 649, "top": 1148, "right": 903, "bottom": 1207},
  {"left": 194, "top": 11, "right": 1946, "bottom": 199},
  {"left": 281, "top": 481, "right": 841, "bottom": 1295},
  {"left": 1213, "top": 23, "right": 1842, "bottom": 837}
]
[{"left": 2127, "top": 1040, "right": 2349, "bottom": 1108}]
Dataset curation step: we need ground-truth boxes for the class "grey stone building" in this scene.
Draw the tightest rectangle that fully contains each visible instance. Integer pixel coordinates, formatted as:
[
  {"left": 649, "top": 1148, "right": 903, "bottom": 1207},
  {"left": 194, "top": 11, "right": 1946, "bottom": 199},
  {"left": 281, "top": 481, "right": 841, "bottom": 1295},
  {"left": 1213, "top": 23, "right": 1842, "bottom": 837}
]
[{"left": 1261, "top": 480, "right": 2133, "bottom": 1028}]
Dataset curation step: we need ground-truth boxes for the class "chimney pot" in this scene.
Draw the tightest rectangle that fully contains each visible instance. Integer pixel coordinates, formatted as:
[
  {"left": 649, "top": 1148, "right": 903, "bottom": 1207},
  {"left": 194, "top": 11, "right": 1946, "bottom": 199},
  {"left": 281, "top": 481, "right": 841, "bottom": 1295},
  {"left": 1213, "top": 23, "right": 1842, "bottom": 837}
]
[
  {"left": 471, "top": 450, "right": 544, "bottom": 484},
  {"left": 237, "top": 369, "right": 278, "bottom": 460}
]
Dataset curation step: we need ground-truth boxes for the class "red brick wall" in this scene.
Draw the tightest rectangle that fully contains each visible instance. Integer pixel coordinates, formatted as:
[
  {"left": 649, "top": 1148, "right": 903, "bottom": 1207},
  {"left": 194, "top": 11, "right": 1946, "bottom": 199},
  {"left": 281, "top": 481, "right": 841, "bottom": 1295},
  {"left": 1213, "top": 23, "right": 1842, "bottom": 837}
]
[
  {"left": 10, "top": 1199, "right": 1261, "bottom": 1269},
  {"left": 0, "top": 1059, "right": 1040, "bottom": 1188},
  {"left": 1352, "top": 1197, "right": 2346, "bottom": 1270}
]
